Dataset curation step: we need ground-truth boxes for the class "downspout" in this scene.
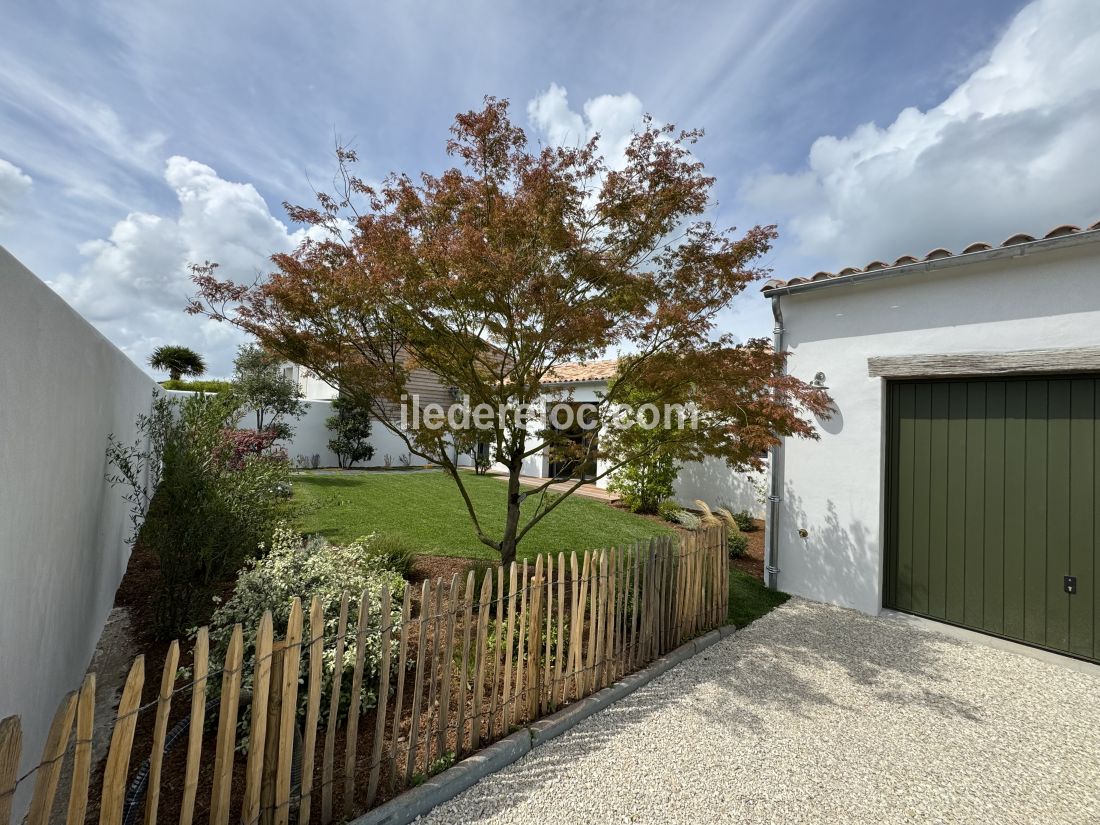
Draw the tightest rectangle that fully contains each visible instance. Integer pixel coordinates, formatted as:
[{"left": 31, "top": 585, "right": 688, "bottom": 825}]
[{"left": 765, "top": 295, "right": 785, "bottom": 590}]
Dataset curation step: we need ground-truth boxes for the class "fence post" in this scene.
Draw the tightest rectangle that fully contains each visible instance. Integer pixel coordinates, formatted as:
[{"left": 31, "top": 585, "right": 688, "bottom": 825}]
[
  {"left": 298, "top": 596, "right": 325, "bottom": 825},
  {"left": 242, "top": 613, "right": 274, "bottom": 825},
  {"left": 260, "top": 640, "right": 285, "bottom": 825},
  {"left": 0, "top": 715, "right": 21, "bottom": 825},
  {"left": 99, "top": 656, "right": 144, "bottom": 825},
  {"left": 66, "top": 674, "right": 95, "bottom": 825}
]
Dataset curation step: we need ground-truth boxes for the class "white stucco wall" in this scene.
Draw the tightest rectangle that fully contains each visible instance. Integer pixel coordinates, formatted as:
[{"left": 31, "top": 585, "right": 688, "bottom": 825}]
[
  {"left": 0, "top": 247, "right": 158, "bottom": 814},
  {"left": 672, "top": 457, "right": 764, "bottom": 516},
  {"left": 165, "top": 391, "right": 454, "bottom": 469},
  {"left": 775, "top": 240, "right": 1100, "bottom": 615}
]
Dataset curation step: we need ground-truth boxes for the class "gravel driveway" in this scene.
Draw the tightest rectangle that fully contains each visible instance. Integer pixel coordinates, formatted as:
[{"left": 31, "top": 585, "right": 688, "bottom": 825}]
[{"left": 419, "top": 599, "right": 1100, "bottom": 824}]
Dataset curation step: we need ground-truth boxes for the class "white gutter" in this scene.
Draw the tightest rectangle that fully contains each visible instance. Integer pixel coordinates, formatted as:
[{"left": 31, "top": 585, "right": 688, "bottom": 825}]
[{"left": 764, "top": 295, "right": 784, "bottom": 591}]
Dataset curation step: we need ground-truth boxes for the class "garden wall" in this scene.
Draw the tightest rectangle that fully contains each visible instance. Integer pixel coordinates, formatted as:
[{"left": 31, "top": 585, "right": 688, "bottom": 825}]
[
  {"left": 0, "top": 246, "right": 159, "bottom": 816},
  {"left": 165, "top": 391, "right": 473, "bottom": 470}
]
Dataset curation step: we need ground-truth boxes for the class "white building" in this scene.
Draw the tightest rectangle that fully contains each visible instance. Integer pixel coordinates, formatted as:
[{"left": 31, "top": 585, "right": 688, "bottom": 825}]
[{"left": 762, "top": 220, "right": 1100, "bottom": 664}]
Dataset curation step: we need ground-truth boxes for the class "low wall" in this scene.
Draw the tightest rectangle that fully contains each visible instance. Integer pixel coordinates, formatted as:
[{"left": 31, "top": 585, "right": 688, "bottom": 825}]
[
  {"left": 0, "top": 246, "right": 159, "bottom": 816},
  {"left": 165, "top": 391, "right": 471, "bottom": 469}
]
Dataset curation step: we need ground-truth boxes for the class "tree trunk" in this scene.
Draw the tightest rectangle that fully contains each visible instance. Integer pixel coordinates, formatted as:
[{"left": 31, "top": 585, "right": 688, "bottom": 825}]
[
  {"left": 500, "top": 465, "right": 523, "bottom": 567},
  {"left": 170, "top": 369, "right": 181, "bottom": 381}
]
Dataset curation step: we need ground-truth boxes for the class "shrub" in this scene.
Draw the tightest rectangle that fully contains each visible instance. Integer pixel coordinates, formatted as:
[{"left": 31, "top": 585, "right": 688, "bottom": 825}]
[
  {"left": 216, "top": 428, "right": 282, "bottom": 470},
  {"left": 657, "top": 500, "right": 684, "bottom": 523},
  {"left": 668, "top": 509, "right": 701, "bottom": 530},
  {"left": 208, "top": 525, "right": 406, "bottom": 722},
  {"left": 326, "top": 395, "right": 375, "bottom": 468},
  {"left": 729, "top": 509, "right": 757, "bottom": 532},
  {"left": 162, "top": 379, "right": 234, "bottom": 393},
  {"left": 361, "top": 533, "right": 416, "bottom": 579},
  {"left": 107, "top": 391, "right": 291, "bottom": 638},
  {"left": 607, "top": 449, "right": 679, "bottom": 515},
  {"left": 727, "top": 531, "right": 749, "bottom": 559}
]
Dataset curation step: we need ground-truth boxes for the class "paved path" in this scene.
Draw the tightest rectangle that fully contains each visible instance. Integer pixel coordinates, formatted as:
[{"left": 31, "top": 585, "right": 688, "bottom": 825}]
[{"left": 420, "top": 599, "right": 1100, "bottom": 824}]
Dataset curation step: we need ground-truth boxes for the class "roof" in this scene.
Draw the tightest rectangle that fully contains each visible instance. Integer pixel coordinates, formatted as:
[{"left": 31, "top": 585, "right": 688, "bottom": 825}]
[
  {"left": 762, "top": 220, "right": 1100, "bottom": 296},
  {"left": 541, "top": 358, "right": 619, "bottom": 385}
]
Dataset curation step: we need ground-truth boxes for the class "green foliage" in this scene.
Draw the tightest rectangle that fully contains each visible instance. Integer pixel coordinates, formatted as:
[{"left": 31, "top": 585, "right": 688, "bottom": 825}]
[
  {"left": 208, "top": 525, "right": 406, "bottom": 722},
  {"left": 360, "top": 533, "right": 416, "bottom": 579},
  {"left": 106, "top": 390, "right": 290, "bottom": 638},
  {"left": 668, "top": 509, "right": 701, "bottom": 530},
  {"left": 325, "top": 395, "right": 375, "bottom": 468},
  {"left": 148, "top": 345, "right": 206, "bottom": 381},
  {"left": 730, "top": 509, "right": 757, "bottom": 532},
  {"left": 162, "top": 379, "right": 233, "bottom": 393},
  {"left": 727, "top": 531, "right": 749, "bottom": 558},
  {"left": 233, "top": 344, "right": 307, "bottom": 435},
  {"left": 657, "top": 499, "right": 685, "bottom": 522},
  {"left": 605, "top": 373, "right": 684, "bottom": 515}
]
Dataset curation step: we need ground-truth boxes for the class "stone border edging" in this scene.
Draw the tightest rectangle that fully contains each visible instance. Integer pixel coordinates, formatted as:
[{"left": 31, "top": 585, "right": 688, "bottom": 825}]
[{"left": 351, "top": 624, "right": 738, "bottom": 825}]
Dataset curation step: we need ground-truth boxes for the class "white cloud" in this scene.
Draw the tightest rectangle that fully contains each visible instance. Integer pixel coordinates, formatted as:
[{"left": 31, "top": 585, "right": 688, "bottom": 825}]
[
  {"left": 739, "top": 0, "right": 1100, "bottom": 271},
  {"left": 48, "top": 156, "right": 306, "bottom": 376},
  {"left": 0, "top": 158, "right": 32, "bottom": 222},
  {"left": 527, "top": 84, "right": 646, "bottom": 170}
]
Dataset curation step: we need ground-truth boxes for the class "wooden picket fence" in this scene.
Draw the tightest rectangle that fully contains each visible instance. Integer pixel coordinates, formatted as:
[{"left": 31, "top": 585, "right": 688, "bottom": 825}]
[{"left": 0, "top": 526, "right": 727, "bottom": 825}]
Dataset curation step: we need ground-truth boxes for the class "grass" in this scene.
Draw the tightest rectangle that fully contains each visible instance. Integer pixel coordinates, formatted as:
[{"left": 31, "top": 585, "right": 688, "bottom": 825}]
[
  {"left": 727, "top": 568, "right": 789, "bottom": 628},
  {"left": 291, "top": 469, "right": 672, "bottom": 561}
]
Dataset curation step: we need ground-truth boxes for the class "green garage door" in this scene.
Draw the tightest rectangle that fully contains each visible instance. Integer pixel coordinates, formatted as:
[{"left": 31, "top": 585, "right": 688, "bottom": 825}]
[{"left": 885, "top": 376, "right": 1098, "bottom": 663}]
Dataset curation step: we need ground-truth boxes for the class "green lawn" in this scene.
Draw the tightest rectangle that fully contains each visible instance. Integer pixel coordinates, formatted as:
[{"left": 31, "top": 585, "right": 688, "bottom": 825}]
[
  {"left": 727, "top": 567, "right": 789, "bottom": 628},
  {"left": 292, "top": 470, "right": 672, "bottom": 561}
]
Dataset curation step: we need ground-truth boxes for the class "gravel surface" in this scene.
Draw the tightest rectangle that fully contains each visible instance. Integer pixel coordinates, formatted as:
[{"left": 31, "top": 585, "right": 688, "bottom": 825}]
[{"left": 418, "top": 599, "right": 1100, "bottom": 824}]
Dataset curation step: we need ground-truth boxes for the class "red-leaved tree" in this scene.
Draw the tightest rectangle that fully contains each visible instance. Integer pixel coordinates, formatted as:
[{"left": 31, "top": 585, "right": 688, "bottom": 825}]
[{"left": 189, "top": 97, "right": 830, "bottom": 565}]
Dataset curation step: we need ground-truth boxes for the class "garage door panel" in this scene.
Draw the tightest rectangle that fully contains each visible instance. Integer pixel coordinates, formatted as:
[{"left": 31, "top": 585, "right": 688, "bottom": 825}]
[
  {"left": 983, "top": 381, "right": 1006, "bottom": 636},
  {"left": 1046, "top": 380, "right": 1071, "bottom": 653},
  {"left": 1023, "top": 380, "right": 1049, "bottom": 647},
  {"left": 945, "top": 383, "right": 968, "bottom": 625},
  {"left": 887, "top": 375, "right": 1097, "bottom": 664},
  {"left": 1002, "top": 381, "right": 1028, "bottom": 641},
  {"left": 928, "top": 383, "right": 950, "bottom": 619},
  {"left": 911, "top": 383, "right": 932, "bottom": 615},
  {"left": 964, "top": 382, "right": 987, "bottom": 630},
  {"left": 1069, "top": 379, "right": 1095, "bottom": 659}
]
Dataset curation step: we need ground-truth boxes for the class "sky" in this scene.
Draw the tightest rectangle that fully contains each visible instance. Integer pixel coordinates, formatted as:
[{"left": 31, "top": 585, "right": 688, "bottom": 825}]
[{"left": 2, "top": 0, "right": 1098, "bottom": 378}]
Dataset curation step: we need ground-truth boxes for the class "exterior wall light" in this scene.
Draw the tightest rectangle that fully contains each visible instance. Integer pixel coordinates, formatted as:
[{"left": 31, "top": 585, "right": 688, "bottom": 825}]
[{"left": 810, "top": 371, "right": 829, "bottom": 389}]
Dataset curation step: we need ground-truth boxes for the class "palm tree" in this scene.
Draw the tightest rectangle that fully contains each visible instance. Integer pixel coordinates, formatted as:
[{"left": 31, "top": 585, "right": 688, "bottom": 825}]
[{"left": 149, "top": 345, "right": 207, "bottom": 382}]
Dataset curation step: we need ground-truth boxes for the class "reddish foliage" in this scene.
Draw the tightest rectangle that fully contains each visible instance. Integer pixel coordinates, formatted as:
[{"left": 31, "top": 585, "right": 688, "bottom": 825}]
[
  {"left": 188, "top": 97, "right": 831, "bottom": 563},
  {"left": 215, "top": 428, "right": 282, "bottom": 470}
]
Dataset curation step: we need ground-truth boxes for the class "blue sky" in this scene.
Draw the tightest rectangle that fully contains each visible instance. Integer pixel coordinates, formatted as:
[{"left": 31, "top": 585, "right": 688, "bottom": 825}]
[{"left": 3, "top": 0, "right": 1097, "bottom": 376}]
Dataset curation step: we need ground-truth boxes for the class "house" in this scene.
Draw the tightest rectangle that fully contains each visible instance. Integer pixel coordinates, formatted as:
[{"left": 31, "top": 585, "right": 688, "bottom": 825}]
[
  {"left": 761, "top": 220, "right": 1100, "bottom": 664},
  {"left": 511, "top": 358, "right": 762, "bottom": 514},
  {"left": 279, "top": 353, "right": 763, "bottom": 513}
]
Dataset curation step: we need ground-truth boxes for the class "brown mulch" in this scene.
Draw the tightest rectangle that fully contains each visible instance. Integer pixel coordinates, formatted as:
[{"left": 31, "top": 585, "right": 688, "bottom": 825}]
[{"left": 732, "top": 519, "right": 766, "bottom": 580}]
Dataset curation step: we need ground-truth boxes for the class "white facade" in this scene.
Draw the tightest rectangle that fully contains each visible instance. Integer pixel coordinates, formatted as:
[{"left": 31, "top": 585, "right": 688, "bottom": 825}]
[
  {"left": 280, "top": 362, "right": 339, "bottom": 400},
  {"left": 0, "top": 247, "right": 158, "bottom": 816},
  {"left": 771, "top": 234, "right": 1100, "bottom": 614}
]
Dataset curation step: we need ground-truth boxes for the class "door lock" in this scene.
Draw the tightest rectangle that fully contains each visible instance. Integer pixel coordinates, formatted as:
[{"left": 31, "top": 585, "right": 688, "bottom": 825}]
[{"left": 1064, "top": 575, "right": 1077, "bottom": 595}]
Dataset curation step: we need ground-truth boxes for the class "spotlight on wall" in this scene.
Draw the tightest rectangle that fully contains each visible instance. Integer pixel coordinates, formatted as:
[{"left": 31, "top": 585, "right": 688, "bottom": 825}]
[
  {"left": 810, "top": 371, "right": 829, "bottom": 390},
  {"left": 448, "top": 386, "right": 462, "bottom": 401}
]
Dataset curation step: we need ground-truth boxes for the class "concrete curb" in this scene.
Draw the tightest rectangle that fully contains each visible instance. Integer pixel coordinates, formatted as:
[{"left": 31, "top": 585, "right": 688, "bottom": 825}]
[{"left": 350, "top": 623, "right": 738, "bottom": 825}]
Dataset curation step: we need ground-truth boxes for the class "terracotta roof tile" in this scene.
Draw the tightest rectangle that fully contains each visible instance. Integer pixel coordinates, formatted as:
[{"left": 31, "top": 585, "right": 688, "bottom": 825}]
[
  {"left": 541, "top": 358, "right": 619, "bottom": 384},
  {"left": 763, "top": 217, "right": 1100, "bottom": 293},
  {"left": 1044, "top": 224, "right": 1080, "bottom": 238}
]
